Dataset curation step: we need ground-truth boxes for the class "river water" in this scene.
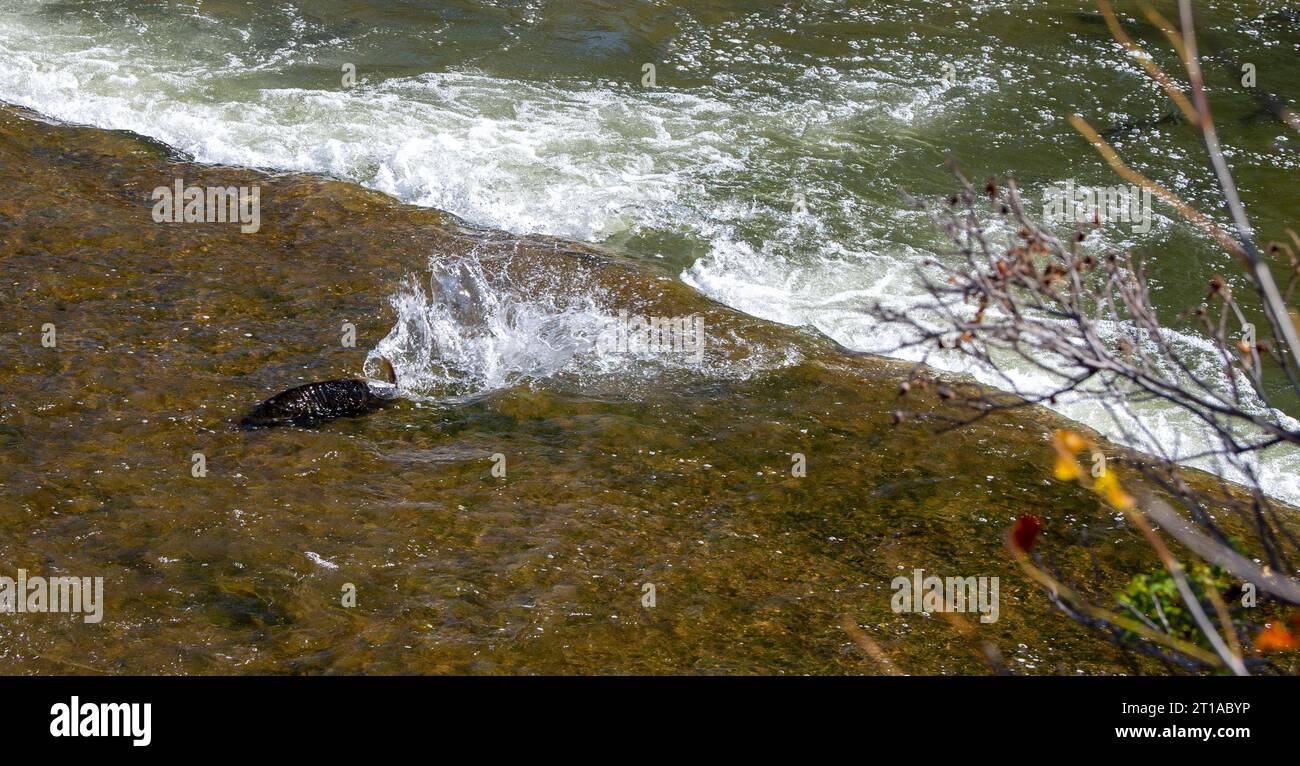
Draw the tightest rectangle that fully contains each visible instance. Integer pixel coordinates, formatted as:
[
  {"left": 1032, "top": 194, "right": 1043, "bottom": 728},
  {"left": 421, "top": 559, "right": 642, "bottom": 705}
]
[{"left": 0, "top": 1, "right": 1296, "bottom": 673}]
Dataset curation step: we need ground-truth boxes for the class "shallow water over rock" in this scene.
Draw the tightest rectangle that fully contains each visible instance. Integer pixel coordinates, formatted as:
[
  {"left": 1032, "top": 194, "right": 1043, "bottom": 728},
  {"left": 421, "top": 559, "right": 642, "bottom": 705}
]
[{"left": 0, "top": 104, "right": 1197, "bottom": 674}]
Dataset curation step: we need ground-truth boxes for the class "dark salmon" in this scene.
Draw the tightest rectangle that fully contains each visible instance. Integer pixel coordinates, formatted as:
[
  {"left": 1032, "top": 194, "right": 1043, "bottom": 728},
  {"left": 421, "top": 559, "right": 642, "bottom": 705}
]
[{"left": 241, "top": 358, "right": 398, "bottom": 428}]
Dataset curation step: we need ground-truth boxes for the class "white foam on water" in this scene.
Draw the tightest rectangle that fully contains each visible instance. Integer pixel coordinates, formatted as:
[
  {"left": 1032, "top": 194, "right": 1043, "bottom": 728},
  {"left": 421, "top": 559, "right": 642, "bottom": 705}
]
[
  {"left": 364, "top": 256, "right": 796, "bottom": 402},
  {"left": 683, "top": 236, "right": 1300, "bottom": 506},
  {"left": 0, "top": 29, "right": 713, "bottom": 241},
  {"left": 0, "top": 3, "right": 962, "bottom": 244},
  {"left": 364, "top": 258, "right": 613, "bottom": 400}
]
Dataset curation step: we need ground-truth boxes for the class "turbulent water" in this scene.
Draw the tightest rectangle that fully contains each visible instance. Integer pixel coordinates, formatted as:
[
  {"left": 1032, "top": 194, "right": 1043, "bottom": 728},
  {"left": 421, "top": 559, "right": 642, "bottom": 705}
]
[
  {"left": 3, "top": 0, "right": 1296, "bottom": 502},
  {"left": 0, "top": 1, "right": 1298, "bottom": 674}
]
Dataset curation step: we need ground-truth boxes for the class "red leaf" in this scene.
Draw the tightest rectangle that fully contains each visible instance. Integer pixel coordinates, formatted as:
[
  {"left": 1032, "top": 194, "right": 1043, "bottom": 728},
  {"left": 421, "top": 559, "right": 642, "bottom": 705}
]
[
  {"left": 1011, "top": 515, "right": 1042, "bottom": 552},
  {"left": 1255, "top": 622, "right": 1299, "bottom": 653}
]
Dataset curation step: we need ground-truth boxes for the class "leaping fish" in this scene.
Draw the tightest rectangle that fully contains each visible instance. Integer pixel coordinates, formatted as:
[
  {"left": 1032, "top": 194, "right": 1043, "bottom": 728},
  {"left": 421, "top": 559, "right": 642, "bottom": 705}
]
[{"left": 240, "top": 358, "right": 398, "bottom": 428}]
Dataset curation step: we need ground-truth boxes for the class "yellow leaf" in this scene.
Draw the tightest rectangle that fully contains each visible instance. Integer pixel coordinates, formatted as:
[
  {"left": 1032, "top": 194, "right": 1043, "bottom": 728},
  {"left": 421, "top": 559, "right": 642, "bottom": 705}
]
[
  {"left": 1054, "top": 429, "right": 1088, "bottom": 454},
  {"left": 1094, "top": 470, "right": 1135, "bottom": 510},
  {"left": 1054, "top": 455, "right": 1082, "bottom": 481}
]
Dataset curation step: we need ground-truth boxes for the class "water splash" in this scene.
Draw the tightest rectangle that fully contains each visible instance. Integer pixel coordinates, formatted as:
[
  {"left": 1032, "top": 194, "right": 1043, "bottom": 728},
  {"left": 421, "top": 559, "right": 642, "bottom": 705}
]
[{"left": 363, "top": 258, "right": 611, "bottom": 400}]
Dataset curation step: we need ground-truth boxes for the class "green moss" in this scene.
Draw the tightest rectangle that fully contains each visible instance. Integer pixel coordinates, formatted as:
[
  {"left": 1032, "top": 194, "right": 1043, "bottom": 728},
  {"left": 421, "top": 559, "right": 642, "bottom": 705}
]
[{"left": 1115, "top": 540, "right": 1244, "bottom": 649}]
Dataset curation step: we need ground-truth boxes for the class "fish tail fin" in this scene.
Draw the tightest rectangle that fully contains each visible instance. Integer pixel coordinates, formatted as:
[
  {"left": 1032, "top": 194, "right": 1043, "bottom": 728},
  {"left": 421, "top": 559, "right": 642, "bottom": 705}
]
[{"left": 379, "top": 356, "right": 397, "bottom": 385}]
